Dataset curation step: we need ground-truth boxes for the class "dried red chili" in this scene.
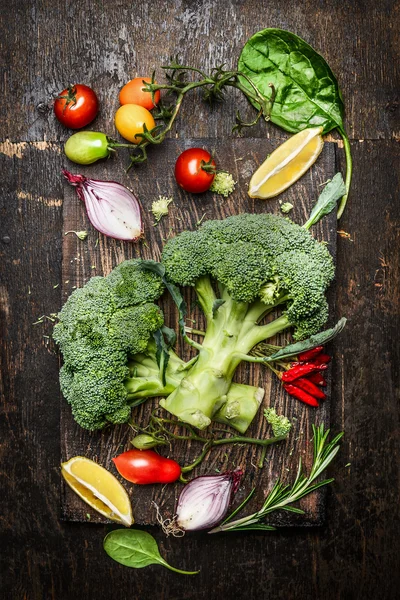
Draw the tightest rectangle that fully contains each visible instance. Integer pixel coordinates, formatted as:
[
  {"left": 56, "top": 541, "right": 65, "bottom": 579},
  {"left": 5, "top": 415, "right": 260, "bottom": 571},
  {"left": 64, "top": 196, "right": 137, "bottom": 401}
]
[
  {"left": 292, "top": 377, "right": 326, "bottom": 400},
  {"left": 307, "top": 372, "right": 327, "bottom": 387},
  {"left": 281, "top": 362, "right": 328, "bottom": 382},
  {"left": 311, "top": 353, "right": 331, "bottom": 366},
  {"left": 297, "top": 346, "right": 324, "bottom": 362},
  {"left": 283, "top": 383, "right": 319, "bottom": 407}
]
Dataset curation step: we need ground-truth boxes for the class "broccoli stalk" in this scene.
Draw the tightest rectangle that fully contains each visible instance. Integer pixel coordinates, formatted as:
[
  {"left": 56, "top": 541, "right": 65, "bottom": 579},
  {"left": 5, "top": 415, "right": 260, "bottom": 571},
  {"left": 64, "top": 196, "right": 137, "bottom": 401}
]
[
  {"left": 160, "top": 213, "right": 335, "bottom": 429},
  {"left": 125, "top": 338, "right": 264, "bottom": 434},
  {"left": 160, "top": 277, "right": 291, "bottom": 428}
]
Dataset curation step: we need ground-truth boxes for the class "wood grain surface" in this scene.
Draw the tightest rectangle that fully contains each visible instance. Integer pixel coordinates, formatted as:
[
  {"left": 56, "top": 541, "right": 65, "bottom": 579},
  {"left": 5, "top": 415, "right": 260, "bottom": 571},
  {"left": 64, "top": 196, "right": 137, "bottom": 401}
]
[
  {"left": 60, "top": 138, "right": 336, "bottom": 525},
  {"left": 1, "top": 1, "right": 399, "bottom": 599}
]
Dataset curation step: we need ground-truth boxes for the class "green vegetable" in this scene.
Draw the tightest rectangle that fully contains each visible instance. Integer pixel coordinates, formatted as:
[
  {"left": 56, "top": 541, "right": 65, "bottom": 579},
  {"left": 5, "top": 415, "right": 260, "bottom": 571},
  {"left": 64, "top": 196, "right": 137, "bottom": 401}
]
[
  {"left": 103, "top": 529, "right": 199, "bottom": 575},
  {"left": 53, "top": 259, "right": 178, "bottom": 430},
  {"left": 64, "top": 132, "right": 111, "bottom": 165},
  {"left": 280, "top": 202, "right": 293, "bottom": 214},
  {"left": 64, "top": 131, "right": 138, "bottom": 165},
  {"left": 209, "top": 424, "right": 343, "bottom": 533},
  {"left": 238, "top": 28, "right": 352, "bottom": 218},
  {"left": 303, "top": 173, "right": 346, "bottom": 230},
  {"left": 54, "top": 258, "right": 265, "bottom": 431},
  {"left": 264, "top": 407, "right": 292, "bottom": 437},
  {"left": 151, "top": 195, "right": 174, "bottom": 223},
  {"left": 209, "top": 172, "right": 236, "bottom": 197},
  {"left": 265, "top": 317, "right": 347, "bottom": 362},
  {"left": 158, "top": 213, "right": 336, "bottom": 429}
]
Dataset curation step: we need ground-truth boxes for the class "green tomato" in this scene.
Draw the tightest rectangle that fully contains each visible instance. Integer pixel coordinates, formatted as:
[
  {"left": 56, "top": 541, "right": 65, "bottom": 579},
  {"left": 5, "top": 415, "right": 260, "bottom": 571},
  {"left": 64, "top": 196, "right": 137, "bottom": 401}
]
[{"left": 64, "top": 131, "right": 110, "bottom": 164}]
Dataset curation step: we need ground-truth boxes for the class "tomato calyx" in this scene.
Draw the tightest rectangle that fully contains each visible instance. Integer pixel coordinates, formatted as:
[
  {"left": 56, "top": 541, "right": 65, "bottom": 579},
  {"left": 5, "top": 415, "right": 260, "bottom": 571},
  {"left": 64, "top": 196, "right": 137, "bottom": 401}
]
[
  {"left": 199, "top": 157, "right": 217, "bottom": 175},
  {"left": 56, "top": 85, "right": 78, "bottom": 113}
]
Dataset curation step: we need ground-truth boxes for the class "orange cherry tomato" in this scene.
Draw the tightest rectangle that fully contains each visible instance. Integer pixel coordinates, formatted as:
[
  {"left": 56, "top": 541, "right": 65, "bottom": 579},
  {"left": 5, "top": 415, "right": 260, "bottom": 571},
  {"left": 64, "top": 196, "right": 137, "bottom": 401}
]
[
  {"left": 119, "top": 77, "right": 160, "bottom": 110},
  {"left": 114, "top": 104, "right": 156, "bottom": 144}
]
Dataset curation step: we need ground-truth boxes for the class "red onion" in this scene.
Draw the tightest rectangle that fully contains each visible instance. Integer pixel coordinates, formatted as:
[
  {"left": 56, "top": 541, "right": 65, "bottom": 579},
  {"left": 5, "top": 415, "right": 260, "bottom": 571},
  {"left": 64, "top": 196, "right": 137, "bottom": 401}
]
[
  {"left": 63, "top": 170, "right": 142, "bottom": 241},
  {"left": 175, "top": 470, "right": 242, "bottom": 531}
]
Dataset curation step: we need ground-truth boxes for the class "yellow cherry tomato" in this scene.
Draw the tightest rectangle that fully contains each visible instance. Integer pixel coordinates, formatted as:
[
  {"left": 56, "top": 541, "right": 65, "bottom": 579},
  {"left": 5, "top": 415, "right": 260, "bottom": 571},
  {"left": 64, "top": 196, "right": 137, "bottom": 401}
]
[{"left": 114, "top": 104, "right": 156, "bottom": 144}]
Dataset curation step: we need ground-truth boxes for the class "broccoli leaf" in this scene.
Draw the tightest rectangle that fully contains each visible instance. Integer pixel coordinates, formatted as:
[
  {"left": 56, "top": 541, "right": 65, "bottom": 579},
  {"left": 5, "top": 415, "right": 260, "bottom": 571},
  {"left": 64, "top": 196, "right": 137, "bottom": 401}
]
[
  {"left": 303, "top": 173, "right": 346, "bottom": 230},
  {"left": 266, "top": 317, "right": 347, "bottom": 362}
]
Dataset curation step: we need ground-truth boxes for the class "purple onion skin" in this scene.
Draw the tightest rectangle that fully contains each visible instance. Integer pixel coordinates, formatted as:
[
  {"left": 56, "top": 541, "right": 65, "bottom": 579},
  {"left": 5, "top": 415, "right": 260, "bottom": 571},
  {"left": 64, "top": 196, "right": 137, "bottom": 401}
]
[
  {"left": 62, "top": 170, "right": 143, "bottom": 242},
  {"left": 176, "top": 470, "right": 242, "bottom": 532}
]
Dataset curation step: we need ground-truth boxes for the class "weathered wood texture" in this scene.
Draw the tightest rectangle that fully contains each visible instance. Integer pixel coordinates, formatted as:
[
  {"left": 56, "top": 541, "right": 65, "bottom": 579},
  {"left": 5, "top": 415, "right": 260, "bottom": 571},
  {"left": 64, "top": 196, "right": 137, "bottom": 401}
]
[
  {"left": 1, "top": 1, "right": 399, "bottom": 599},
  {"left": 60, "top": 138, "right": 336, "bottom": 525},
  {"left": 1, "top": 0, "right": 398, "bottom": 142}
]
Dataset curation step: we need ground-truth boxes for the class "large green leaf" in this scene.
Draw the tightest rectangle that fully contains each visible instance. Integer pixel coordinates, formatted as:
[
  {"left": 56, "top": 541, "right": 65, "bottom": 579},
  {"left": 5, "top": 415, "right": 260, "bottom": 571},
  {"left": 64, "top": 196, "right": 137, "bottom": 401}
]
[{"left": 238, "top": 28, "right": 345, "bottom": 134}]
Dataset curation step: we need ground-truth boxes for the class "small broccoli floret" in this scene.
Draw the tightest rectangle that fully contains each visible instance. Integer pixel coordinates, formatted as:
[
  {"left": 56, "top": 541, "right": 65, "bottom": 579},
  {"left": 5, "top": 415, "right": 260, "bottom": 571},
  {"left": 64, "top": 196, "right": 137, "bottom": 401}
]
[
  {"left": 209, "top": 172, "right": 236, "bottom": 197},
  {"left": 280, "top": 202, "right": 293, "bottom": 214},
  {"left": 264, "top": 407, "right": 292, "bottom": 438},
  {"left": 151, "top": 195, "right": 174, "bottom": 223}
]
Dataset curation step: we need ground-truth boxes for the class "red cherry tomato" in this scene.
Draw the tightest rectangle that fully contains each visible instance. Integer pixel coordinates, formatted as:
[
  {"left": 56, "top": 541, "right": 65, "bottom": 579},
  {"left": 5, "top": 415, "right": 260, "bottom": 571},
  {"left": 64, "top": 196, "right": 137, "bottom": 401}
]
[
  {"left": 175, "top": 148, "right": 216, "bottom": 193},
  {"left": 54, "top": 84, "right": 99, "bottom": 129},
  {"left": 112, "top": 449, "right": 181, "bottom": 485}
]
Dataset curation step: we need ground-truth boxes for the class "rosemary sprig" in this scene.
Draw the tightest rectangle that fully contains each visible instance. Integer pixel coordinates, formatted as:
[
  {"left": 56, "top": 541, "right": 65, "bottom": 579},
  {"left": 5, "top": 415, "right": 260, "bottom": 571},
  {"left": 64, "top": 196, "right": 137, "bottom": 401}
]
[
  {"left": 127, "top": 61, "right": 275, "bottom": 168},
  {"left": 208, "top": 424, "right": 343, "bottom": 533}
]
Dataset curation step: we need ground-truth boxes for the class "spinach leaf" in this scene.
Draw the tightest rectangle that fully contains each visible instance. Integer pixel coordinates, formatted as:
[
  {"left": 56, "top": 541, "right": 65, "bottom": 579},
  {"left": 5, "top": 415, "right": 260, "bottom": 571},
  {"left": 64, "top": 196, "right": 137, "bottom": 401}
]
[
  {"left": 303, "top": 173, "right": 346, "bottom": 229},
  {"left": 103, "top": 529, "right": 199, "bottom": 575},
  {"left": 238, "top": 29, "right": 352, "bottom": 218}
]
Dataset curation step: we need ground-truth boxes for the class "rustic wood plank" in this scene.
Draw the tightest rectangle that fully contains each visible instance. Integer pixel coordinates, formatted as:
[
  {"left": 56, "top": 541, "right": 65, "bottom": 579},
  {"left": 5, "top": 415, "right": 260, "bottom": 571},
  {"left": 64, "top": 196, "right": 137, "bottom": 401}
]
[
  {"left": 1, "top": 0, "right": 400, "bottom": 598},
  {"left": 59, "top": 137, "right": 336, "bottom": 525},
  {"left": 0, "top": 0, "right": 398, "bottom": 143}
]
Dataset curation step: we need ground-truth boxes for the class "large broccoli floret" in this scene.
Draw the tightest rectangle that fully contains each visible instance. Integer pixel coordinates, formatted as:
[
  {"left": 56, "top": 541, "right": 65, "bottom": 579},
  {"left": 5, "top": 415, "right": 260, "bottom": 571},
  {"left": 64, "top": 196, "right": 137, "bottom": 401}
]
[
  {"left": 54, "top": 259, "right": 172, "bottom": 430},
  {"left": 160, "top": 213, "right": 335, "bottom": 429},
  {"left": 54, "top": 258, "right": 264, "bottom": 432}
]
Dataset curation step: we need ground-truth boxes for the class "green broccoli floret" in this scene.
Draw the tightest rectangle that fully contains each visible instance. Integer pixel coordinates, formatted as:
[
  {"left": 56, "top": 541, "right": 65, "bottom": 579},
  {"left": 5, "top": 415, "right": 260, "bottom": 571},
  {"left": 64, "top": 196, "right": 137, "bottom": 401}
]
[
  {"left": 54, "top": 257, "right": 264, "bottom": 432},
  {"left": 209, "top": 172, "right": 236, "bottom": 197},
  {"left": 264, "top": 407, "right": 292, "bottom": 438},
  {"left": 160, "top": 213, "right": 335, "bottom": 429},
  {"left": 54, "top": 259, "right": 174, "bottom": 430}
]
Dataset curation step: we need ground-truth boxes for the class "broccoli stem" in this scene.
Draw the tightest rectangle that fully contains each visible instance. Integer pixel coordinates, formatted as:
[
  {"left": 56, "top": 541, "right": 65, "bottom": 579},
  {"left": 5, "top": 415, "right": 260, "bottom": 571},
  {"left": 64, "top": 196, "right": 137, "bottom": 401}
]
[
  {"left": 160, "top": 281, "right": 292, "bottom": 429},
  {"left": 125, "top": 341, "right": 266, "bottom": 433}
]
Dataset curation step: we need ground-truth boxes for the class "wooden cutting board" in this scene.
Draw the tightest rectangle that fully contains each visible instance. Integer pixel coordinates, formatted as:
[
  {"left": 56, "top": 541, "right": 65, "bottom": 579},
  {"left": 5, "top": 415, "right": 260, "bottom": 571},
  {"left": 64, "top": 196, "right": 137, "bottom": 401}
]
[{"left": 60, "top": 137, "right": 337, "bottom": 526}]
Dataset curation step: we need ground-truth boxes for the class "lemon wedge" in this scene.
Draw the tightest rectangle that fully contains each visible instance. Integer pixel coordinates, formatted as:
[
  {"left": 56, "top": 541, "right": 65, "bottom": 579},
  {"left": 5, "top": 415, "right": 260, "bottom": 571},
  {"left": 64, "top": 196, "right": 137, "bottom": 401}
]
[
  {"left": 248, "top": 126, "right": 324, "bottom": 199},
  {"left": 61, "top": 456, "right": 133, "bottom": 527}
]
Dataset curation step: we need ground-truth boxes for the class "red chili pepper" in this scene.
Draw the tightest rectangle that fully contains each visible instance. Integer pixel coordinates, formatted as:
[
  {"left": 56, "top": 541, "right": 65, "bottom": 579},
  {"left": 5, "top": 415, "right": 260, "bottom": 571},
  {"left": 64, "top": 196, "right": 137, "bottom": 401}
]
[
  {"left": 281, "top": 362, "right": 328, "bottom": 382},
  {"left": 308, "top": 372, "right": 327, "bottom": 387},
  {"left": 298, "top": 346, "right": 324, "bottom": 362},
  {"left": 311, "top": 353, "right": 331, "bottom": 366},
  {"left": 283, "top": 383, "right": 319, "bottom": 407},
  {"left": 292, "top": 377, "right": 326, "bottom": 400}
]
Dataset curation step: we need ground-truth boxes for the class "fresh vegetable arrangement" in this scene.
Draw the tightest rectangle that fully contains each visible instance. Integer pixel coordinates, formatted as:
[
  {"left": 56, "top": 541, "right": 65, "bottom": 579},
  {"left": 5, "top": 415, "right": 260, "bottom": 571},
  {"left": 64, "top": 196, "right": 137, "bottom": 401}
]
[{"left": 53, "top": 27, "right": 351, "bottom": 574}]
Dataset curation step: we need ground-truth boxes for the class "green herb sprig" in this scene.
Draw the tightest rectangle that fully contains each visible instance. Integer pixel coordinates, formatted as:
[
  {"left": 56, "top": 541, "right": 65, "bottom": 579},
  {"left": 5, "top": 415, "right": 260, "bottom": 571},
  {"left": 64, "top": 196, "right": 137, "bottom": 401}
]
[{"left": 209, "top": 424, "right": 343, "bottom": 533}]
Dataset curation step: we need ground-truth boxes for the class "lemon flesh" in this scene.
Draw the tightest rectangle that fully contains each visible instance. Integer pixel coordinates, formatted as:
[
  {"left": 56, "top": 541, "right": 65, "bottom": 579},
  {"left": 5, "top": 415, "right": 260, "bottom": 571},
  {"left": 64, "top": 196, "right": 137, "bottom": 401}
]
[
  {"left": 248, "top": 126, "right": 324, "bottom": 199},
  {"left": 61, "top": 456, "right": 133, "bottom": 527}
]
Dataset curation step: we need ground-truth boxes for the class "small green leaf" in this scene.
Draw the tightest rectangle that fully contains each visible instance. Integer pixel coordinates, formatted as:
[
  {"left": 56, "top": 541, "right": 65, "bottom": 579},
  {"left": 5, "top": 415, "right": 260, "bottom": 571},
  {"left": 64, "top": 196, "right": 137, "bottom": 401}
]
[
  {"left": 303, "top": 173, "right": 346, "bottom": 229},
  {"left": 103, "top": 529, "right": 199, "bottom": 575},
  {"left": 266, "top": 317, "right": 347, "bottom": 362}
]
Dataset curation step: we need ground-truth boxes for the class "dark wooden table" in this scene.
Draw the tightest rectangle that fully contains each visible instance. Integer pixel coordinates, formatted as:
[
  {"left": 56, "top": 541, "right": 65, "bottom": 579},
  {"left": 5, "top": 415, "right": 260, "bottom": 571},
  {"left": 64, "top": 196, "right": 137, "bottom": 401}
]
[{"left": 1, "top": 1, "right": 399, "bottom": 598}]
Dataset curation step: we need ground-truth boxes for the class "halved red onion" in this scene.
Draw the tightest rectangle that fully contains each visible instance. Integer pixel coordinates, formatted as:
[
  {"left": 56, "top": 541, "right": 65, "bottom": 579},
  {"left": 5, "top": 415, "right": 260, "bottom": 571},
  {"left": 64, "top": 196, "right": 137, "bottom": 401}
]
[
  {"left": 63, "top": 170, "right": 142, "bottom": 241},
  {"left": 176, "top": 470, "right": 242, "bottom": 531}
]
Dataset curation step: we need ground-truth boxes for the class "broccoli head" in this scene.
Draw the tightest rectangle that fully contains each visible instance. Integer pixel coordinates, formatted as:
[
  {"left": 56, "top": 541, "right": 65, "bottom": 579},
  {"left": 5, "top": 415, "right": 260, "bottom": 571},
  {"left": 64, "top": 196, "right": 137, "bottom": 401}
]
[
  {"left": 54, "top": 259, "right": 167, "bottom": 430},
  {"left": 159, "top": 213, "right": 335, "bottom": 428}
]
